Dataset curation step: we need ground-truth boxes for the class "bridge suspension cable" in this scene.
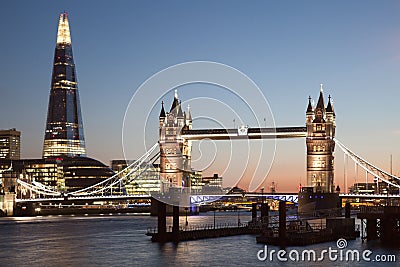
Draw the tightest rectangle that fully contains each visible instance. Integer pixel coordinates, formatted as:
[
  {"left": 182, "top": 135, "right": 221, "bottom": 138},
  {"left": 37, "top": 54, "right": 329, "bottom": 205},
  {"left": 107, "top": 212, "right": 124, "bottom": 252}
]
[
  {"left": 15, "top": 143, "right": 159, "bottom": 198},
  {"left": 70, "top": 143, "right": 159, "bottom": 196},
  {"left": 0, "top": 161, "right": 12, "bottom": 173},
  {"left": 334, "top": 138, "right": 400, "bottom": 189},
  {"left": 16, "top": 179, "right": 61, "bottom": 197}
]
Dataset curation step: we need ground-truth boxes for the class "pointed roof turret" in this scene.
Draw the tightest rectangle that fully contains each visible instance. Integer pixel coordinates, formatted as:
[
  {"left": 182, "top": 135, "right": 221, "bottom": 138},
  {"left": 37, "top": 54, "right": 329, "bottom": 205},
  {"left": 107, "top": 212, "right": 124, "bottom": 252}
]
[
  {"left": 186, "top": 104, "right": 192, "bottom": 121},
  {"left": 315, "top": 83, "right": 325, "bottom": 111},
  {"left": 170, "top": 89, "right": 179, "bottom": 114},
  {"left": 56, "top": 12, "right": 72, "bottom": 45},
  {"left": 177, "top": 101, "right": 184, "bottom": 117},
  {"left": 306, "top": 96, "right": 313, "bottom": 113},
  {"left": 159, "top": 101, "right": 166, "bottom": 118},
  {"left": 326, "top": 95, "right": 335, "bottom": 114}
]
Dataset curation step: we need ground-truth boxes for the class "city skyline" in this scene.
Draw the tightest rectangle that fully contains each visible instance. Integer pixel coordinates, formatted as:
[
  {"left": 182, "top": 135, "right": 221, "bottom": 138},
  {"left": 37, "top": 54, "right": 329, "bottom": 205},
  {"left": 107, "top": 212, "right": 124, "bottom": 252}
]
[{"left": 1, "top": 1, "right": 400, "bottom": 192}]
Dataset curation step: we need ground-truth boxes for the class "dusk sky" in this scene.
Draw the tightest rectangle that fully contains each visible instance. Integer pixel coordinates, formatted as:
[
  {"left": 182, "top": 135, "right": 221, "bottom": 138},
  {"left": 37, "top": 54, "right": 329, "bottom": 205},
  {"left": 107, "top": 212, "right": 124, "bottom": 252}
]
[{"left": 1, "top": 1, "right": 400, "bottom": 192}]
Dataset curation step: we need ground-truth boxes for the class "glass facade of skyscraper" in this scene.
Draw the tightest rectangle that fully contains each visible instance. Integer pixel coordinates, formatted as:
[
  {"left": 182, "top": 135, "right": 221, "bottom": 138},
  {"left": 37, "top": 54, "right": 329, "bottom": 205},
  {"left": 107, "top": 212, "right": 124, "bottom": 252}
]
[{"left": 43, "top": 12, "right": 86, "bottom": 158}]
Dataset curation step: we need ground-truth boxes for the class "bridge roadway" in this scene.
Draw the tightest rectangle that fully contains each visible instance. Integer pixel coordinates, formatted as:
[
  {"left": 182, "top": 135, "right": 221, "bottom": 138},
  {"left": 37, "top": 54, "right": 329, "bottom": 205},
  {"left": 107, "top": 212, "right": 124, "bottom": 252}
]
[
  {"left": 181, "top": 127, "right": 307, "bottom": 140},
  {"left": 16, "top": 192, "right": 400, "bottom": 205},
  {"left": 16, "top": 194, "right": 152, "bottom": 203},
  {"left": 16, "top": 193, "right": 298, "bottom": 204}
]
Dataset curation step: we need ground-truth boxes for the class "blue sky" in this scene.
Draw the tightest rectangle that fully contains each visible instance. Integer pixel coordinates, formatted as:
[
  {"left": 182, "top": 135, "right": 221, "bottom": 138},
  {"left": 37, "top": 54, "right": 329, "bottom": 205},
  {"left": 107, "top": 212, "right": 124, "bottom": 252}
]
[{"left": 1, "top": 1, "right": 400, "bottom": 191}]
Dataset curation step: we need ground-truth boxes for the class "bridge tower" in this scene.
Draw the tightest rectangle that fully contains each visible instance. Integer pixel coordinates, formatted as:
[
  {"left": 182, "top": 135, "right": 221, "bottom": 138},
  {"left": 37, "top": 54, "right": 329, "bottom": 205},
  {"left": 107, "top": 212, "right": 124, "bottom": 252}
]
[
  {"left": 159, "top": 90, "right": 192, "bottom": 190},
  {"left": 306, "top": 84, "right": 336, "bottom": 193}
]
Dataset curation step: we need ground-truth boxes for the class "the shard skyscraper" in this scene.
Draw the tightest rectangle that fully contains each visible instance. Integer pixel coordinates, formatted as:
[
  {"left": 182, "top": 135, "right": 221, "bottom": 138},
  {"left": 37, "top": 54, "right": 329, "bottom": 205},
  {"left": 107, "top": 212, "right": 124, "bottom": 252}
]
[{"left": 43, "top": 12, "right": 86, "bottom": 158}]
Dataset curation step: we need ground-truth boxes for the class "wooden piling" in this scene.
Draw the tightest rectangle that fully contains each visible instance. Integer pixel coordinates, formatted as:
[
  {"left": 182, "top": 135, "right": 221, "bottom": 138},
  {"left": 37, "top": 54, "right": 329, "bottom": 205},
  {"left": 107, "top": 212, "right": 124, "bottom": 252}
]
[{"left": 279, "top": 201, "right": 286, "bottom": 248}]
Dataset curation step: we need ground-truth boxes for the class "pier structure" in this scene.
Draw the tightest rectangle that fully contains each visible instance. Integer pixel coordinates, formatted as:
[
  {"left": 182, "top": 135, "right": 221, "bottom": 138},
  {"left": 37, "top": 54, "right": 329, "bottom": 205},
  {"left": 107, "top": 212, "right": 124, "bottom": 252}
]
[
  {"left": 358, "top": 206, "right": 400, "bottom": 245},
  {"left": 148, "top": 200, "right": 269, "bottom": 243}
]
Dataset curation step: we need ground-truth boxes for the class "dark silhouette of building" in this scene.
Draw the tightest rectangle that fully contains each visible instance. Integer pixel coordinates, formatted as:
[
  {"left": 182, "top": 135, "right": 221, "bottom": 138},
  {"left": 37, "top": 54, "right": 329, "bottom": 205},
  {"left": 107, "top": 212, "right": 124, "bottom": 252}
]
[
  {"left": 0, "top": 157, "right": 114, "bottom": 195},
  {"left": 43, "top": 12, "right": 86, "bottom": 158}
]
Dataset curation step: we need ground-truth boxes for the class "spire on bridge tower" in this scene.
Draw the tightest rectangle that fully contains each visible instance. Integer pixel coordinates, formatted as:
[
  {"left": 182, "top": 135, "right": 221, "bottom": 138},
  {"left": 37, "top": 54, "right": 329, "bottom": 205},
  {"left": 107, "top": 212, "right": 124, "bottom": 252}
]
[
  {"left": 186, "top": 105, "right": 192, "bottom": 125},
  {"left": 170, "top": 89, "right": 179, "bottom": 114},
  {"left": 315, "top": 86, "right": 325, "bottom": 113},
  {"left": 159, "top": 101, "right": 166, "bottom": 132},
  {"left": 313, "top": 84, "right": 326, "bottom": 124},
  {"left": 326, "top": 95, "right": 335, "bottom": 114},
  {"left": 177, "top": 100, "right": 184, "bottom": 118},
  {"left": 325, "top": 95, "right": 335, "bottom": 124},
  {"left": 159, "top": 101, "right": 166, "bottom": 118},
  {"left": 306, "top": 96, "right": 314, "bottom": 124},
  {"left": 177, "top": 100, "right": 185, "bottom": 127},
  {"left": 306, "top": 96, "right": 313, "bottom": 113}
]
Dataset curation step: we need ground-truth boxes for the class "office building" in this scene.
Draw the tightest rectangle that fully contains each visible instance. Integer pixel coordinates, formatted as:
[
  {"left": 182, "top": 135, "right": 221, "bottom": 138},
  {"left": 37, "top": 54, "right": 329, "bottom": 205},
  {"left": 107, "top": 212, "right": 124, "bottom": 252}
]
[
  {"left": 111, "top": 160, "right": 161, "bottom": 194},
  {"left": 43, "top": 12, "right": 86, "bottom": 158},
  {"left": 0, "top": 128, "right": 20, "bottom": 160}
]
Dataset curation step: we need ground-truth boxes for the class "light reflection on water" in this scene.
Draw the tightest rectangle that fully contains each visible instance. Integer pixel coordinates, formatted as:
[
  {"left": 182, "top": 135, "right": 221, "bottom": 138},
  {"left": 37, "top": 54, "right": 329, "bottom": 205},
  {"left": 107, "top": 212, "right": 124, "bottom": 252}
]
[{"left": 0, "top": 212, "right": 398, "bottom": 266}]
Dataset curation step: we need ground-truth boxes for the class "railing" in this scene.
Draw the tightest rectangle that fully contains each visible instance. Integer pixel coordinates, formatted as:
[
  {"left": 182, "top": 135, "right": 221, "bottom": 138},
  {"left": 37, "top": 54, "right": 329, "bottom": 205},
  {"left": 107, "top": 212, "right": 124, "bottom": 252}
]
[
  {"left": 298, "top": 207, "right": 342, "bottom": 218},
  {"left": 147, "top": 222, "right": 249, "bottom": 235},
  {"left": 359, "top": 206, "right": 384, "bottom": 214}
]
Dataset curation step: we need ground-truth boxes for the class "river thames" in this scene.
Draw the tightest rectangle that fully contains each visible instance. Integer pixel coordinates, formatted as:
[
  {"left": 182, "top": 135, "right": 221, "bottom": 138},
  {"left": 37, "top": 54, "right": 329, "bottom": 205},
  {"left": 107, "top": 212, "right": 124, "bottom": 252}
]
[{"left": 0, "top": 212, "right": 398, "bottom": 266}]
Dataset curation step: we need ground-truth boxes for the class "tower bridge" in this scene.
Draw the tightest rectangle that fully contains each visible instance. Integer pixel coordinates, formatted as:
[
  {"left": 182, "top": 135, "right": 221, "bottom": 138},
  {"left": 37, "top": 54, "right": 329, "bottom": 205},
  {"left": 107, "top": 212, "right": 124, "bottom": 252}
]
[
  {"left": 158, "top": 85, "right": 336, "bottom": 198},
  {"left": 6, "top": 83, "right": 400, "bottom": 216}
]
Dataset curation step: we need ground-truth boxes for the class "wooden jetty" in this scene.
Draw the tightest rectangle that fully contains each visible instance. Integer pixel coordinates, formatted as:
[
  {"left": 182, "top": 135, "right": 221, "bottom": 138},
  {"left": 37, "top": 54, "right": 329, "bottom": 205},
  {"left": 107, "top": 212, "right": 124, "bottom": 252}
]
[
  {"left": 147, "top": 223, "right": 259, "bottom": 242},
  {"left": 147, "top": 199, "right": 268, "bottom": 243}
]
